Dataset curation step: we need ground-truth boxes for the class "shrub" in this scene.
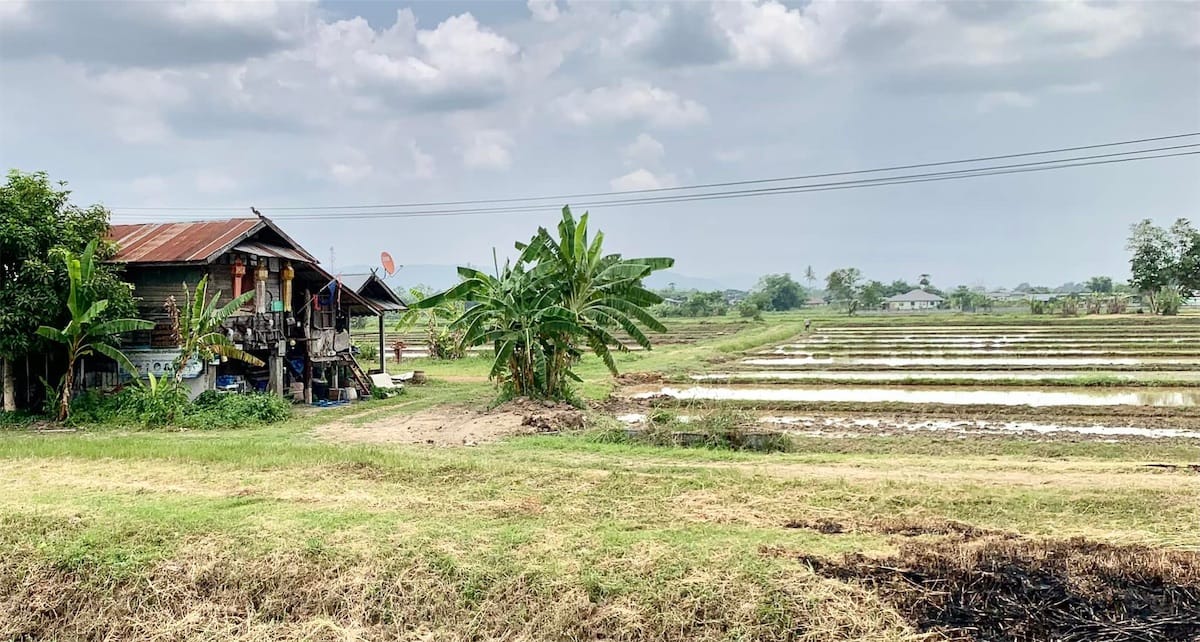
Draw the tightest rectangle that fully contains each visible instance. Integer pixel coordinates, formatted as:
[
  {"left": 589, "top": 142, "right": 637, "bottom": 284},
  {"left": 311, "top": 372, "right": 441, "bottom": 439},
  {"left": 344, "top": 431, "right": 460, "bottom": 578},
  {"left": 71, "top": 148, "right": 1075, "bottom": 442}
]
[
  {"left": 736, "top": 300, "right": 763, "bottom": 320},
  {"left": 181, "top": 392, "right": 291, "bottom": 429},
  {"left": 118, "top": 374, "right": 189, "bottom": 427},
  {"left": 356, "top": 342, "right": 378, "bottom": 362},
  {"left": 609, "top": 410, "right": 792, "bottom": 453},
  {"left": 67, "top": 390, "right": 122, "bottom": 424},
  {"left": 66, "top": 385, "right": 291, "bottom": 430}
]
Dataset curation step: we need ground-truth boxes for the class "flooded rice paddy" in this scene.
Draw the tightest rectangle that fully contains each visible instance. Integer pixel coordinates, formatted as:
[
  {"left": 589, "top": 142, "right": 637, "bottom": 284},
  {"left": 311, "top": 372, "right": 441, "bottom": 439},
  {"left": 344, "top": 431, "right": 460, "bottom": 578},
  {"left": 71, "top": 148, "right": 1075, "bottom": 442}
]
[
  {"left": 634, "top": 321, "right": 1200, "bottom": 435},
  {"left": 616, "top": 413, "right": 1200, "bottom": 440},
  {"left": 693, "top": 370, "right": 1200, "bottom": 382},
  {"left": 638, "top": 385, "right": 1200, "bottom": 406}
]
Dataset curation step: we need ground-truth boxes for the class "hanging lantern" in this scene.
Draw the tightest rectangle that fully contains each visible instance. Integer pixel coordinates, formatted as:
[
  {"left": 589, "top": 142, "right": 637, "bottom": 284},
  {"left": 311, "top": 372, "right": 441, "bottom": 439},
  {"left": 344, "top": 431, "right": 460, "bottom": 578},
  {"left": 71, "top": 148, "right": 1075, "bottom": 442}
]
[
  {"left": 281, "top": 262, "right": 294, "bottom": 312},
  {"left": 254, "top": 260, "right": 269, "bottom": 313},
  {"left": 231, "top": 257, "right": 246, "bottom": 299}
]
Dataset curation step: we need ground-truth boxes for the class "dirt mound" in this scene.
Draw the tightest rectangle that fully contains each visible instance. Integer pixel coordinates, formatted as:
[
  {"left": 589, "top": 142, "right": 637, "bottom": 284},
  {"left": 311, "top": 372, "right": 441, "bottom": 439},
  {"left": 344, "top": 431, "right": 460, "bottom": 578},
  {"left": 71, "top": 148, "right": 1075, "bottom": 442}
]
[
  {"left": 316, "top": 399, "right": 585, "bottom": 446},
  {"left": 796, "top": 538, "right": 1200, "bottom": 642},
  {"left": 497, "top": 397, "right": 586, "bottom": 433},
  {"left": 615, "top": 372, "right": 664, "bottom": 385}
]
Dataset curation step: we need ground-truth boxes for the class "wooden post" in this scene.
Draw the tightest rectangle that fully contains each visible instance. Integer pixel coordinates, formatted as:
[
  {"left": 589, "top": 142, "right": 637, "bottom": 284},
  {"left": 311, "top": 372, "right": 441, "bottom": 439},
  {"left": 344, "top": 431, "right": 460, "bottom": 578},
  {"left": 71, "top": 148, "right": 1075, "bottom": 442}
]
[
  {"left": 378, "top": 312, "right": 386, "bottom": 372},
  {"left": 303, "top": 288, "right": 312, "bottom": 404},
  {"left": 303, "top": 356, "right": 312, "bottom": 404},
  {"left": 269, "top": 340, "right": 285, "bottom": 397}
]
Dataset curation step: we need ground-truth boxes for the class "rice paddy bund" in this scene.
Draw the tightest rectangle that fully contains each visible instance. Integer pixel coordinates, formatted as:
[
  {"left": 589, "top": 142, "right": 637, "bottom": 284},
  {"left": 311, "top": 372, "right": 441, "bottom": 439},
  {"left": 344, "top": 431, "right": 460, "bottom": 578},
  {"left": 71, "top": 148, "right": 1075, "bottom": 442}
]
[{"left": 635, "top": 317, "right": 1200, "bottom": 438}]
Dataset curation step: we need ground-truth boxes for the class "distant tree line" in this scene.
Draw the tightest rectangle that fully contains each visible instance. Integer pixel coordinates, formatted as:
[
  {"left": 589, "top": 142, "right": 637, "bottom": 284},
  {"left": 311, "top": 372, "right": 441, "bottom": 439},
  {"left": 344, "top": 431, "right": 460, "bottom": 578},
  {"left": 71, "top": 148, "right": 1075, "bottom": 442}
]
[{"left": 652, "top": 220, "right": 1200, "bottom": 320}]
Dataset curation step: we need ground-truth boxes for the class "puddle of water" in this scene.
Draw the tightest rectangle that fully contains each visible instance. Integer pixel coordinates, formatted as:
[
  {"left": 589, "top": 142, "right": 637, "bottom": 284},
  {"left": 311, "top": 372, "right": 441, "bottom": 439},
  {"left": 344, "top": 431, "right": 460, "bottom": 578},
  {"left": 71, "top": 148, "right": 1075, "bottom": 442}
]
[
  {"left": 760, "top": 416, "right": 1200, "bottom": 439},
  {"left": 638, "top": 385, "right": 1200, "bottom": 407},
  {"left": 615, "top": 412, "right": 1200, "bottom": 439},
  {"left": 787, "top": 337, "right": 1200, "bottom": 345},
  {"left": 742, "top": 357, "right": 1196, "bottom": 367},
  {"left": 763, "top": 349, "right": 1184, "bottom": 356},
  {"left": 692, "top": 371, "right": 1200, "bottom": 382}
]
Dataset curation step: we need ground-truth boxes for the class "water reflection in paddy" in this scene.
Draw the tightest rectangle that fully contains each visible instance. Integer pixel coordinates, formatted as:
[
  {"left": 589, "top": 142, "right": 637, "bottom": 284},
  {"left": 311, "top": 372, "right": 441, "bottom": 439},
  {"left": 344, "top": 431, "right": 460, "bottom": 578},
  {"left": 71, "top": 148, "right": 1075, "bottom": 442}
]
[{"left": 639, "top": 385, "right": 1200, "bottom": 407}]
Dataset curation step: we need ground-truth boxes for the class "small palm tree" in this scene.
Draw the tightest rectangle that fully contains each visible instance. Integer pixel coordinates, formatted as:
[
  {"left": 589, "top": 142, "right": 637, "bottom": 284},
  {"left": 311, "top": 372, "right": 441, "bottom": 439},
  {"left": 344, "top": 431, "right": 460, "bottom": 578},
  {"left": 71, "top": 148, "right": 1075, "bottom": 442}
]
[
  {"left": 36, "top": 240, "right": 152, "bottom": 420},
  {"left": 170, "top": 275, "right": 263, "bottom": 383}
]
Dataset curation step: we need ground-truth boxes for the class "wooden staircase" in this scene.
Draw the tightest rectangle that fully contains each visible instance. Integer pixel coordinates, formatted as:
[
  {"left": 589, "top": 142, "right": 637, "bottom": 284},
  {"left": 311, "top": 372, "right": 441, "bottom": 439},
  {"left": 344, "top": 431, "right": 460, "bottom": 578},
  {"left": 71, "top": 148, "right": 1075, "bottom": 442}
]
[{"left": 339, "top": 353, "right": 372, "bottom": 398}]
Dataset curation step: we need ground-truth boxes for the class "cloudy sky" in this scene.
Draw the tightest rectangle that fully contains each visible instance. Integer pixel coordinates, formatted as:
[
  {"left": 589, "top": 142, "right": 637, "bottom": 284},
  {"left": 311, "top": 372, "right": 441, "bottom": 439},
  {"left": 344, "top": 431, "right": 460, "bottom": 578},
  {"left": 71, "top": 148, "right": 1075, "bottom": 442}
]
[{"left": 2, "top": 0, "right": 1197, "bottom": 289}]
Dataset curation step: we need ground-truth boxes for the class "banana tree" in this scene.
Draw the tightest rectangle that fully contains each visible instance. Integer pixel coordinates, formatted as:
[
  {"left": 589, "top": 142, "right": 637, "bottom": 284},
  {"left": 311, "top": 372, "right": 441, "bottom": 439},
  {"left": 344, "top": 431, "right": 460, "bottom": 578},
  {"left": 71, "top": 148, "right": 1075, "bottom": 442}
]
[
  {"left": 518, "top": 206, "right": 673, "bottom": 387},
  {"left": 36, "top": 240, "right": 152, "bottom": 421},
  {"left": 169, "top": 275, "right": 263, "bottom": 383},
  {"left": 413, "top": 206, "right": 673, "bottom": 400}
]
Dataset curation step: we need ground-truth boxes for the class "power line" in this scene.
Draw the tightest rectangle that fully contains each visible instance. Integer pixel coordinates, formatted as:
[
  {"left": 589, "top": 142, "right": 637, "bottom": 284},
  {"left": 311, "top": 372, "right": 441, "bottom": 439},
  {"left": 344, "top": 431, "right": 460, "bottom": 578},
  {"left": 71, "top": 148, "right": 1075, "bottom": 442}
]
[
  {"left": 111, "top": 147, "right": 1200, "bottom": 222},
  {"left": 110, "top": 132, "right": 1200, "bottom": 213}
]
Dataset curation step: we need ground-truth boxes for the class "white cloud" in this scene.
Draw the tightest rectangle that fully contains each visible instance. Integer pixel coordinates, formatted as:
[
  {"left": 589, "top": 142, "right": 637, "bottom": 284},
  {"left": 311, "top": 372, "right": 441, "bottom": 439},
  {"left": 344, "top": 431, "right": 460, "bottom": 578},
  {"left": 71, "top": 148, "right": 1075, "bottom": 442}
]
[
  {"left": 309, "top": 11, "right": 521, "bottom": 109},
  {"left": 622, "top": 133, "right": 665, "bottom": 167},
  {"left": 610, "top": 168, "right": 679, "bottom": 191},
  {"left": 329, "top": 162, "right": 371, "bottom": 184},
  {"left": 1049, "top": 81, "right": 1103, "bottom": 95},
  {"left": 713, "top": 148, "right": 746, "bottom": 163},
  {"left": 555, "top": 80, "right": 707, "bottom": 128},
  {"left": 709, "top": 0, "right": 851, "bottom": 68},
  {"left": 977, "top": 91, "right": 1036, "bottom": 112},
  {"left": 528, "top": 0, "right": 560, "bottom": 23},
  {"left": 0, "top": 0, "right": 314, "bottom": 66},
  {"left": 130, "top": 175, "right": 169, "bottom": 197},
  {"left": 194, "top": 170, "right": 237, "bottom": 193},
  {"left": 0, "top": 0, "right": 30, "bottom": 25},
  {"left": 408, "top": 141, "right": 436, "bottom": 180},
  {"left": 86, "top": 68, "right": 189, "bottom": 144},
  {"left": 462, "top": 130, "right": 514, "bottom": 170}
]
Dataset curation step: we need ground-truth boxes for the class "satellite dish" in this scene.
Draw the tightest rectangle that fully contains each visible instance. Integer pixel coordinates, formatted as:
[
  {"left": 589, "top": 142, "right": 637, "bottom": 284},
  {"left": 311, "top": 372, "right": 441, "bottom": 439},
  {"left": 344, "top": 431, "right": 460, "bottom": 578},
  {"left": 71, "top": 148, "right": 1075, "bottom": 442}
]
[{"left": 381, "top": 251, "right": 396, "bottom": 275}]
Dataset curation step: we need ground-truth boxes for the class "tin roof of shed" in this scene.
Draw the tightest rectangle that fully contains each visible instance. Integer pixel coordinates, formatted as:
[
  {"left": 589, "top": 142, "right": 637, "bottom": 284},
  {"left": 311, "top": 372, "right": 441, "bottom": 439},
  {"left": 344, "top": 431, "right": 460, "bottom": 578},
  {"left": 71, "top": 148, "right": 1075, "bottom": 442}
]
[{"left": 109, "top": 218, "right": 317, "bottom": 265}]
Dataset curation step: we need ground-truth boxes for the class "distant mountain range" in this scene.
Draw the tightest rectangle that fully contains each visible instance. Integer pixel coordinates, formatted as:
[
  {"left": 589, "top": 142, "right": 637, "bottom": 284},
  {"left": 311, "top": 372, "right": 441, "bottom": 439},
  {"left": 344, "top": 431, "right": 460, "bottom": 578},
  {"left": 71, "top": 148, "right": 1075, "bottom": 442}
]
[{"left": 333, "top": 263, "right": 757, "bottom": 293}]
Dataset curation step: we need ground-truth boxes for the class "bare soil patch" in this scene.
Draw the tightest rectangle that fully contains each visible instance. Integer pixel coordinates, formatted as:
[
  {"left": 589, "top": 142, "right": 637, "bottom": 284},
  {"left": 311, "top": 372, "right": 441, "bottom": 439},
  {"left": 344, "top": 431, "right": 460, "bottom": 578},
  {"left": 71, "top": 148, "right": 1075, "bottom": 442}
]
[{"left": 315, "top": 398, "right": 585, "bottom": 446}]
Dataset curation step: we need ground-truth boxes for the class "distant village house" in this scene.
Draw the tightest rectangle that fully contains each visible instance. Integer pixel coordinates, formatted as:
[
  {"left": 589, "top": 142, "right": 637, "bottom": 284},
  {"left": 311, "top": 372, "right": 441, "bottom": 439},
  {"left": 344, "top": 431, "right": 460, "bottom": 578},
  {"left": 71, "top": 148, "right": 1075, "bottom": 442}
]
[{"left": 884, "top": 289, "right": 945, "bottom": 311}]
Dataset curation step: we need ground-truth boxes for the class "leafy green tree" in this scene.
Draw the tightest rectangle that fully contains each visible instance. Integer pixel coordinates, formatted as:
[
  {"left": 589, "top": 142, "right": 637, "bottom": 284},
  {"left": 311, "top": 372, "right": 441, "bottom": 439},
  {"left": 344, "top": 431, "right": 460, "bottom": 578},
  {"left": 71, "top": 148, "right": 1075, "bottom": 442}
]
[
  {"left": 1085, "top": 276, "right": 1114, "bottom": 294},
  {"left": 667, "top": 291, "right": 727, "bottom": 317},
  {"left": 884, "top": 280, "right": 914, "bottom": 298},
  {"left": 0, "top": 170, "right": 136, "bottom": 411},
  {"left": 858, "top": 280, "right": 886, "bottom": 310},
  {"left": 825, "top": 268, "right": 862, "bottom": 308},
  {"left": 167, "top": 275, "right": 263, "bottom": 384},
  {"left": 414, "top": 206, "right": 672, "bottom": 400},
  {"left": 35, "top": 241, "right": 152, "bottom": 420},
  {"left": 1127, "top": 218, "right": 1200, "bottom": 314},
  {"left": 949, "top": 286, "right": 991, "bottom": 312},
  {"left": 1171, "top": 219, "right": 1200, "bottom": 295},
  {"left": 748, "top": 273, "right": 805, "bottom": 311},
  {"left": 803, "top": 265, "right": 817, "bottom": 290}
]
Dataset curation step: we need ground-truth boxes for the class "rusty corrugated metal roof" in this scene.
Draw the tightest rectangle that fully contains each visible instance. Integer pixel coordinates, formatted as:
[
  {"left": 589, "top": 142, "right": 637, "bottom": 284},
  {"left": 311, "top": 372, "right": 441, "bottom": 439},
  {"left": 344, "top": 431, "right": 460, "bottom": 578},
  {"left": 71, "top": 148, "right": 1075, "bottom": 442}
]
[{"left": 109, "top": 219, "right": 263, "bottom": 264}]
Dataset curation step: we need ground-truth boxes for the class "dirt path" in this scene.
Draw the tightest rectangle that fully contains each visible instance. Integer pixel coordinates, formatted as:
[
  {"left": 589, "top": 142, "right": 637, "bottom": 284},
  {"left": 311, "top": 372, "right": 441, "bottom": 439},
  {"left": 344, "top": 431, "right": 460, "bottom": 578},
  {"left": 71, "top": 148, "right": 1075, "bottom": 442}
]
[{"left": 314, "top": 398, "right": 585, "bottom": 446}]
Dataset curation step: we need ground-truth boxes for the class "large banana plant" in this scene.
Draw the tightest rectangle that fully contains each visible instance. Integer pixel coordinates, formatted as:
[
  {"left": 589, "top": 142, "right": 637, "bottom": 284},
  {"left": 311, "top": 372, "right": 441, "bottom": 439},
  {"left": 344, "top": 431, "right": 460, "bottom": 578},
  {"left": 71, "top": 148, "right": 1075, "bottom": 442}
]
[
  {"left": 413, "top": 206, "right": 673, "bottom": 400},
  {"left": 36, "top": 240, "right": 153, "bottom": 421},
  {"left": 170, "top": 275, "right": 263, "bottom": 382},
  {"left": 520, "top": 207, "right": 673, "bottom": 380}
]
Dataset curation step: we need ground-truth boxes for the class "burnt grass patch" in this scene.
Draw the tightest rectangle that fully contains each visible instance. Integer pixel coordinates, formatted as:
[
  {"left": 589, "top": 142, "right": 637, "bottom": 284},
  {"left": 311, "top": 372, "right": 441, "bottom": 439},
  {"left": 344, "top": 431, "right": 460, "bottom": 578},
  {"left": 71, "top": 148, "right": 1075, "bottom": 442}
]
[{"left": 794, "top": 538, "right": 1200, "bottom": 642}]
